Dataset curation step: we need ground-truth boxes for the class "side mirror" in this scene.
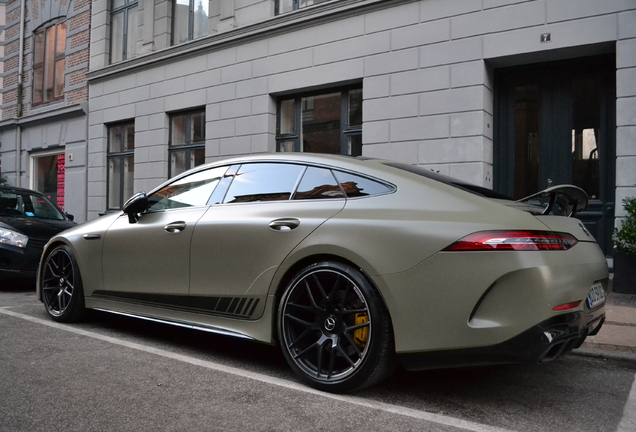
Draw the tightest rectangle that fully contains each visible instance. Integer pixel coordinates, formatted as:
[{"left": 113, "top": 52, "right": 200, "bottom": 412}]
[
  {"left": 66, "top": 213, "right": 75, "bottom": 221},
  {"left": 122, "top": 192, "right": 149, "bottom": 224}
]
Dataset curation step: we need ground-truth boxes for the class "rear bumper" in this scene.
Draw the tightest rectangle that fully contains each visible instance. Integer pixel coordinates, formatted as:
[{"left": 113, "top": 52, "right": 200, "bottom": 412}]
[{"left": 399, "top": 309, "right": 605, "bottom": 371}]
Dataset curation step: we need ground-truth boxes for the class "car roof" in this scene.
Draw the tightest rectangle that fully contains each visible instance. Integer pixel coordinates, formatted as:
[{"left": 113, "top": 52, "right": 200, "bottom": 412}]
[
  {"left": 0, "top": 186, "right": 48, "bottom": 197},
  {"left": 192, "top": 153, "right": 510, "bottom": 200}
]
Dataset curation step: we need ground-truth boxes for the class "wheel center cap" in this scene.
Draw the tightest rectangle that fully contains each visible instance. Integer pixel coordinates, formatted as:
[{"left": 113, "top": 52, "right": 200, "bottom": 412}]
[
  {"left": 324, "top": 316, "right": 337, "bottom": 331},
  {"left": 59, "top": 277, "right": 65, "bottom": 286}
]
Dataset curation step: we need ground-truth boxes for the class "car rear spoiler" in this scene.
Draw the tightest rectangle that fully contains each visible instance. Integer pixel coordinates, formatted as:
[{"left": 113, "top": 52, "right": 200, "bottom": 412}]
[{"left": 517, "top": 185, "right": 588, "bottom": 217}]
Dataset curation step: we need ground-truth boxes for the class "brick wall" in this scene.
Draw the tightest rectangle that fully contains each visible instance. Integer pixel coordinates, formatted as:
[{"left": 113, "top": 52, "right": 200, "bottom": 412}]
[
  {"left": 69, "top": 10, "right": 90, "bottom": 32},
  {"left": 70, "top": 29, "right": 89, "bottom": 49},
  {"left": 68, "top": 68, "right": 87, "bottom": 86},
  {"left": 0, "top": 0, "right": 91, "bottom": 121}
]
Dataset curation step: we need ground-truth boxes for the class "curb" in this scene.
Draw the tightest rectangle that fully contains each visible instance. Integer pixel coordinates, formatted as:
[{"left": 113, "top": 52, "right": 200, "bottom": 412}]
[{"left": 572, "top": 346, "right": 636, "bottom": 365}]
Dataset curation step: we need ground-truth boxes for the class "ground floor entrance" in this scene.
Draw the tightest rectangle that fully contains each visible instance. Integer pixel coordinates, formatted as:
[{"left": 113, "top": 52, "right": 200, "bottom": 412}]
[
  {"left": 494, "top": 55, "right": 616, "bottom": 256},
  {"left": 31, "top": 152, "right": 66, "bottom": 213}
]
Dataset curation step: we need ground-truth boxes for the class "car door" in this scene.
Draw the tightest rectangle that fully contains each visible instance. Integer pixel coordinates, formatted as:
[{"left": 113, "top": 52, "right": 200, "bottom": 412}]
[
  {"left": 100, "top": 166, "right": 228, "bottom": 303},
  {"left": 189, "top": 163, "right": 346, "bottom": 319}
]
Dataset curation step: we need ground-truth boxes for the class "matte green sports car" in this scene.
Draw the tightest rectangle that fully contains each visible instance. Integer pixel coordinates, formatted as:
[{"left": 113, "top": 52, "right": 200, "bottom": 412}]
[{"left": 37, "top": 154, "right": 607, "bottom": 392}]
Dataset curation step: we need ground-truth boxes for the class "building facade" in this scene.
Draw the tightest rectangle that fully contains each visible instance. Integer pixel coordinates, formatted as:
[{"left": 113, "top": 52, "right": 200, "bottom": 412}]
[
  {"left": 0, "top": 0, "right": 91, "bottom": 220},
  {"left": 1, "top": 0, "right": 635, "bottom": 258},
  {"left": 1, "top": 0, "right": 6, "bottom": 122}
]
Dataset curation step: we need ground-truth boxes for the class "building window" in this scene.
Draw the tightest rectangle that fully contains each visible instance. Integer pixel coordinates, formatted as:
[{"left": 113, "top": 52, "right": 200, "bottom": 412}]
[
  {"left": 276, "top": 0, "right": 330, "bottom": 15},
  {"left": 170, "top": 110, "right": 206, "bottom": 177},
  {"left": 107, "top": 122, "right": 135, "bottom": 210},
  {"left": 276, "top": 86, "right": 362, "bottom": 156},
  {"left": 33, "top": 22, "right": 66, "bottom": 105},
  {"left": 110, "top": 0, "right": 138, "bottom": 63},
  {"left": 172, "top": 0, "right": 209, "bottom": 45}
]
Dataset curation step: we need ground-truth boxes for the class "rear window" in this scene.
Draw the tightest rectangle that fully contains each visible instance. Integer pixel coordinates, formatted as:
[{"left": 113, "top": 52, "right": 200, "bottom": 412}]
[
  {"left": 383, "top": 162, "right": 511, "bottom": 200},
  {"left": 333, "top": 171, "right": 395, "bottom": 198}
]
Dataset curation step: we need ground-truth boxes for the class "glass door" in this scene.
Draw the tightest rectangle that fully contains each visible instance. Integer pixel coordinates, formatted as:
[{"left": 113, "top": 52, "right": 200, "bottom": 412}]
[
  {"left": 31, "top": 152, "right": 66, "bottom": 212},
  {"left": 494, "top": 55, "right": 616, "bottom": 255}
]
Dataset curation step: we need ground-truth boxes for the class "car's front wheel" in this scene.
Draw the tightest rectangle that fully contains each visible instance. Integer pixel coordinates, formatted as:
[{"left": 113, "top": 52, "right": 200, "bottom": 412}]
[
  {"left": 41, "top": 244, "right": 85, "bottom": 322},
  {"left": 278, "top": 261, "right": 396, "bottom": 392}
]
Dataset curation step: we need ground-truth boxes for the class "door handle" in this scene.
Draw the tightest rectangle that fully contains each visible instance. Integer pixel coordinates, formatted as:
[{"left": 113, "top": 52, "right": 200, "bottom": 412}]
[
  {"left": 269, "top": 218, "right": 300, "bottom": 231},
  {"left": 164, "top": 221, "right": 187, "bottom": 233}
]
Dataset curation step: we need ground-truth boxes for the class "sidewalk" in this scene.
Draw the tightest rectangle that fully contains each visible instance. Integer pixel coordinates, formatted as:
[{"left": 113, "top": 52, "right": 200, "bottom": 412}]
[{"left": 574, "top": 279, "right": 636, "bottom": 364}]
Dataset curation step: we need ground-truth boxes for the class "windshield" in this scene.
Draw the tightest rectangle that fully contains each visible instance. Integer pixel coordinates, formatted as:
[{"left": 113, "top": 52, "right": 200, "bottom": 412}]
[{"left": 0, "top": 190, "right": 66, "bottom": 220}]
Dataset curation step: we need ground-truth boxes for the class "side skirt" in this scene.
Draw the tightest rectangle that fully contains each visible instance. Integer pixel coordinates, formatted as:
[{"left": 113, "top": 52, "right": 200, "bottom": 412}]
[
  {"left": 85, "top": 295, "right": 278, "bottom": 344},
  {"left": 93, "top": 308, "right": 256, "bottom": 340}
]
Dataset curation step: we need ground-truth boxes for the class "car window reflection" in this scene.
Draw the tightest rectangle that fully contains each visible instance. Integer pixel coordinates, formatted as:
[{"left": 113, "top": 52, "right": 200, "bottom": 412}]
[
  {"left": 0, "top": 191, "right": 65, "bottom": 220},
  {"left": 223, "top": 163, "right": 304, "bottom": 203},
  {"left": 293, "top": 167, "right": 344, "bottom": 200},
  {"left": 332, "top": 171, "right": 394, "bottom": 198},
  {"left": 147, "top": 166, "right": 229, "bottom": 211}
]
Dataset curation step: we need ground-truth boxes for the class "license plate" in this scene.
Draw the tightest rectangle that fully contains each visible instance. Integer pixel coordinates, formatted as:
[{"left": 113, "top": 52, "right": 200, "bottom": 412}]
[{"left": 587, "top": 282, "right": 605, "bottom": 308}]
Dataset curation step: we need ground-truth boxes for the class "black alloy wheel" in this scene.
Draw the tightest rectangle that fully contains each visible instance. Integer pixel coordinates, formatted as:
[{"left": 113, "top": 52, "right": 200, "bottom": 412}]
[
  {"left": 278, "top": 261, "right": 395, "bottom": 392},
  {"left": 41, "top": 245, "right": 85, "bottom": 322}
]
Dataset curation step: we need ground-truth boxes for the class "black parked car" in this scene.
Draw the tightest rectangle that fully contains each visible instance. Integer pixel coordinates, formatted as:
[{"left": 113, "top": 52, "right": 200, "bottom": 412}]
[{"left": 0, "top": 186, "right": 76, "bottom": 287}]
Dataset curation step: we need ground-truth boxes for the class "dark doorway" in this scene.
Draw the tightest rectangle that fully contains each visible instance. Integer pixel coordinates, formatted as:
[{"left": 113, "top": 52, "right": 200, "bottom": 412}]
[{"left": 494, "top": 55, "right": 616, "bottom": 255}]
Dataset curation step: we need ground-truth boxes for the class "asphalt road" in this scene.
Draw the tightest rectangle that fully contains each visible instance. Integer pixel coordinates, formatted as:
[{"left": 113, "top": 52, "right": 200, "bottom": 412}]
[{"left": 1, "top": 287, "right": 635, "bottom": 432}]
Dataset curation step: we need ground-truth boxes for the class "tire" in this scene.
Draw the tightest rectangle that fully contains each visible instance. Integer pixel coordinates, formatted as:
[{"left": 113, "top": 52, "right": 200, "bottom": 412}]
[
  {"left": 278, "top": 261, "right": 396, "bottom": 392},
  {"left": 40, "top": 245, "right": 85, "bottom": 323}
]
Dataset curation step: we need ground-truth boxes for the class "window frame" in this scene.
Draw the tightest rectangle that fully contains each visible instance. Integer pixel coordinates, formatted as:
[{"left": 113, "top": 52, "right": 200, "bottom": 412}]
[
  {"left": 33, "top": 21, "right": 66, "bottom": 106},
  {"left": 275, "top": 0, "right": 332, "bottom": 15},
  {"left": 169, "top": 109, "right": 206, "bottom": 178},
  {"left": 107, "top": 121, "right": 135, "bottom": 211},
  {"left": 276, "top": 85, "right": 363, "bottom": 156},
  {"left": 110, "top": 0, "right": 138, "bottom": 63},
  {"left": 218, "top": 162, "right": 394, "bottom": 205},
  {"left": 146, "top": 165, "right": 229, "bottom": 212}
]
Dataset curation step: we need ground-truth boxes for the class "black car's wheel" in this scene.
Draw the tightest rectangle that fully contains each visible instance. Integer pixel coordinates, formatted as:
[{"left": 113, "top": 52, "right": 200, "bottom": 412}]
[
  {"left": 278, "top": 261, "right": 396, "bottom": 392},
  {"left": 41, "top": 245, "right": 85, "bottom": 322}
]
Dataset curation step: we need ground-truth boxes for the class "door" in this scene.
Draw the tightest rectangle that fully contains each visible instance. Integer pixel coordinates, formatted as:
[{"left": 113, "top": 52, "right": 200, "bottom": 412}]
[
  {"left": 102, "top": 208, "right": 207, "bottom": 301},
  {"left": 189, "top": 163, "right": 346, "bottom": 319},
  {"left": 101, "top": 165, "right": 229, "bottom": 301},
  {"left": 494, "top": 55, "right": 616, "bottom": 255}
]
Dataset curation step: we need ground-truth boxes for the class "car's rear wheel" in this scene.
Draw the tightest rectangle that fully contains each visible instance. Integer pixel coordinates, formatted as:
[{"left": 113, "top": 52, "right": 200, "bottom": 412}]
[
  {"left": 41, "top": 245, "right": 85, "bottom": 322},
  {"left": 278, "top": 261, "right": 395, "bottom": 392}
]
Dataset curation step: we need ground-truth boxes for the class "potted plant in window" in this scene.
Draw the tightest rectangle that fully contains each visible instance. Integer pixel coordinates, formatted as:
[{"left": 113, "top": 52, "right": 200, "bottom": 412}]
[{"left": 612, "top": 197, "right": 636, "bottom": 294}]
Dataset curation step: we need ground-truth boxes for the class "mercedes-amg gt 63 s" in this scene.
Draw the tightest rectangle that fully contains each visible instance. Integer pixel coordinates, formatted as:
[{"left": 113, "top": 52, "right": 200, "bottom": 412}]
[{"left": 37, "top": 154, "right": 607, "bottom": 392}]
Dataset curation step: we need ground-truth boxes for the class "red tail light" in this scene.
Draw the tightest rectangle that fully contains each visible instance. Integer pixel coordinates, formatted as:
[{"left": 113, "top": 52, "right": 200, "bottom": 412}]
[
  {"left": 443, "top": 230, "right": 578, "bottom": 252},
  {"left": 552, "top": 301, "right": 582, "bottom": 311}
]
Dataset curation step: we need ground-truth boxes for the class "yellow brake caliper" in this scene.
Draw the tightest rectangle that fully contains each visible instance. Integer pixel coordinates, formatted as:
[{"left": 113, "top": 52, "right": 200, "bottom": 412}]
[{"left": 354, "top": 313, "right": 369, "bottom": 348}]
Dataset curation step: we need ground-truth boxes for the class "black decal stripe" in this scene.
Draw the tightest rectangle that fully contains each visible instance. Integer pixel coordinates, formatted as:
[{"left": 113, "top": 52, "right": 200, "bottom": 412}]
[{"left": 92, "top": 291, "right": 262, "bottom": 318}]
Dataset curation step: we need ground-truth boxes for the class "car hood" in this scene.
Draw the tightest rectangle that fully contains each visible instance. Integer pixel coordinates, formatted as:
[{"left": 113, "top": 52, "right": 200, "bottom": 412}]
[{"left": 0, "top": 216, "right": 77, "bottom": 241}]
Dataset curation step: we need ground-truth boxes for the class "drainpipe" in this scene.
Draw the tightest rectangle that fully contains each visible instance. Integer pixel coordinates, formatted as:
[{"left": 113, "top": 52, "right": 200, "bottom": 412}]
[{"left": 15, "top": 0, "right": 26, "bottom": 186}]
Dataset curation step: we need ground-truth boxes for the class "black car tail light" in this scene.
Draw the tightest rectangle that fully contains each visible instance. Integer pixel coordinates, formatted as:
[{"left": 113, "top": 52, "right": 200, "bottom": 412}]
[{"left": 443, "top": 231, "right": 578, "bottom": 252}]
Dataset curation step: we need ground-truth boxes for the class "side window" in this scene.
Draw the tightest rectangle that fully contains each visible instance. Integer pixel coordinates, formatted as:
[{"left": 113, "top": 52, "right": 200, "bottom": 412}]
[
  {"left": 332, "top": 171, "right": 394, "bottom": 198},
  {"left": 107, "top": 121, "right": 135, "bottom": 210},
  {"left": 276, "top": 86, "right": 362, "bottom": 156},
  {"left": 173, "top": 0, "right": 209, "bottom": 45},
  {"left": 293, "top": 167, "right": 344, "bottom": 200},
  {"left": 110, "top": 0, "right": 138, "bottom": 63},
  {"left": 223, "top": 163, "right": 304, "bottom": 203},
  {"left": 33, "top": 22, "right": 66, "bottom": 105},
  {"left": 169, "top": 109, "right": 206, "bottom": 177},
  {"left": 146, "top": 166, "right": 228, "bottom": 212}
]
